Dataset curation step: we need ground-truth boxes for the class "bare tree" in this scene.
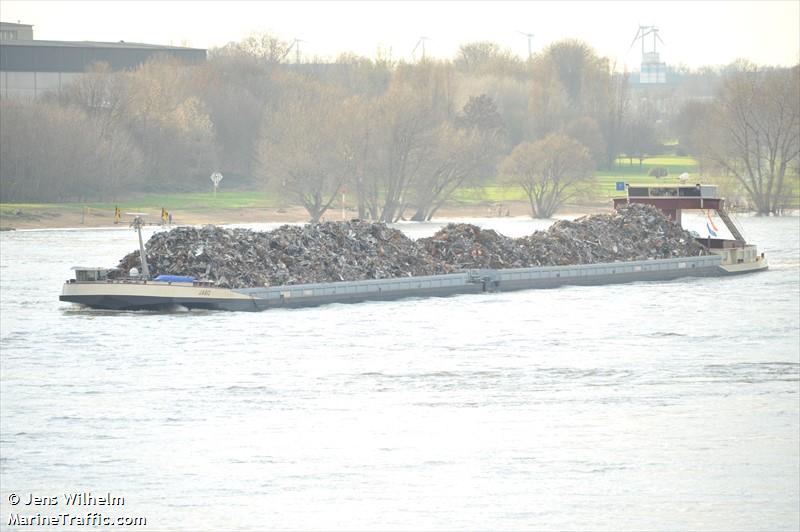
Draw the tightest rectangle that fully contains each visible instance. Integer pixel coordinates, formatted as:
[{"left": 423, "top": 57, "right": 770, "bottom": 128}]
[
  {"left": 622, "top": 115, "right": 660, "bottom": 168},
  {"left": 671, "top": 100, "right": 710, "bottom": 155},
  {"left": 457, "top": 75, "right": 530, "bottom": 145},
  {"left": 409, "top": 95, "right": 505, "bottom": 221},
  {"left": 306, "top": 53, "right": 392, "bottom": 97},
  {"left": 598, "top": 71, "right": 630, "bottom": 169},
  {"left": 211, "top": 32, "right": 291, "bottom": 65},
  {"left": 51, "top": 63, "right": 144, "bottom": 199},
  {"left": 528, "top": 57, "right": 569, "bottom": 138},
  {"left": 454, "top": 93, "right": 505, "bottom": 130},
  {"left": 258, "top": 83, "right": 350, "bottom": 222},
  {"left": 203, "top": 81, "right": 263, "bottom": 180},
  {"left": 500, "top": 133, "right": 594, "bottom": 218},
  {"left": 538, "top": 39, "right": 610, "bottom": 115},
  {"left": 334, "top": 96, "right": 374, "bottom": 220},
  {"left": 564, "top": 116, "right": 606, "bottom": 167},
  {"left": 0, "top": 99, "right": 142, "bottom": 202},
  {"left": 55, "top": 62, "right": 132, "bottom": 137},
  {"left": 409, "top": 125, "right": 502, "bottom": 221},
  {"left": 124, "top": 57, "right": 217, "bottom": 190},
  {"left": 455, "top": 41, "right": 526, "bottom": 78},
  {"left": 363, "top": 83, "right": 440, "bottom": 222},
  {"left": 530, "top": 40, "right": 626, "bottom": 169},
  {"left": 695, "top": 64, "right": 799, "bottom": 214}
]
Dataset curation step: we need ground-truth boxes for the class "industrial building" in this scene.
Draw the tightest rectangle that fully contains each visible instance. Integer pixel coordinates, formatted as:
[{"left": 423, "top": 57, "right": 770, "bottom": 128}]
[
  {"left": 630, "top": 25, "right": 668, "bottom": 85},
  {"left": 0, "top": 22, "right": 206, "bottom": 99},
  {"left": 0, "top": 21, "right": 33, "bottom": 41}
]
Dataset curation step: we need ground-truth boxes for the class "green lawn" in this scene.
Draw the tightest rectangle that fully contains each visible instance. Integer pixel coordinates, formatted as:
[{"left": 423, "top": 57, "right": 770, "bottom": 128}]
[
  {"left": 455, "top": 156, "right": 700, "bottom": 204},
  {"left": 2, "top": 157, "right": 699, "bottom": 215},
  {"left": 0, "top": 203, "right": 55, "bottom": 214},
  {"left": 84, "top": 191, "right": 279, "bottom": 211},
  {"left": 1, "top": 191, "right": 280, "bottom": 217},
  {"left": 9, "top": 155, "right": 796, "bottom": 216}
]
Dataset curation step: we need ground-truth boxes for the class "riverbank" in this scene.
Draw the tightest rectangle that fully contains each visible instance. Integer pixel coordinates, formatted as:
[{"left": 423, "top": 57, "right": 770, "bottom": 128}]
[{"left": 0, "top": 200, "right": 614, "bottom": 230}]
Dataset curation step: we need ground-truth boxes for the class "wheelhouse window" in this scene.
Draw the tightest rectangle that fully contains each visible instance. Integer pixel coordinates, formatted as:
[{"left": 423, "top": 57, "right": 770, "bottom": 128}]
[{"left": 75, "top": 269, "right": 109, "bottom": 281}]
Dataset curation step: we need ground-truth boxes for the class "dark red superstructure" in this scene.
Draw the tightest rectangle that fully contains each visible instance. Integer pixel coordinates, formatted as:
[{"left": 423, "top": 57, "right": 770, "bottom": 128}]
[{"left": 613, "top": 184, "right": 745, "bottom": 247}]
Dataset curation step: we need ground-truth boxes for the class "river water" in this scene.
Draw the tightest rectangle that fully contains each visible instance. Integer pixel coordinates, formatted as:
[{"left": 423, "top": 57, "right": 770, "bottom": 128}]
[{"left": 1, "top": 215, "right": 798, "bottom": 531}]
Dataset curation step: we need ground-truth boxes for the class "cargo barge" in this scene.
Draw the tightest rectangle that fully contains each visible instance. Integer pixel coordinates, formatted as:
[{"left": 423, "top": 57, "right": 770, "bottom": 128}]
[{"left": 60, "top": 185, "right": 767, "bottom": 312}]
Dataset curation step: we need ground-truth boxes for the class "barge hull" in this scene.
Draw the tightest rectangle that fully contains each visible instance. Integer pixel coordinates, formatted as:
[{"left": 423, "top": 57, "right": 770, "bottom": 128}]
[
  {"left": 59, "top": 279, "right": 257, "bottom": 311},
  {"left": 58, "top": 294, "right": 257, "bottom": 311},
  {"left": 483, "top": 255, "right": 727, "bottom": 293},
  {"left": 59, "top": 254, "right": 767, "bottom": 312}
]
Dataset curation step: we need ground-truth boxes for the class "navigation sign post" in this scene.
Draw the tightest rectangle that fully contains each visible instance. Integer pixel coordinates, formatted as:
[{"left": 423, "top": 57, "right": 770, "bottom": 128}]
[
  {"left": 615, "top": 181, "right": 626, "bottom": 192},
  {"left": 210, "top": 172, "right": 224, "bottom": 196}
]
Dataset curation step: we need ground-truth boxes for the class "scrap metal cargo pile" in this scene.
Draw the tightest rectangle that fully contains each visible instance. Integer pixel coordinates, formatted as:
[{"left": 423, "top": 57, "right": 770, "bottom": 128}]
[{"left": 114, "top": 204, "right": 707, "bottom": 288}]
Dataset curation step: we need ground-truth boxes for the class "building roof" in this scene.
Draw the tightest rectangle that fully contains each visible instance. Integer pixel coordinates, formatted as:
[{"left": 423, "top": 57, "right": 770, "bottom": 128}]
[
  {"left": 1, "top": 39, "right": 206, "bottom": 72},
  {"left": 0, "top": 22, "right": 33, "bottom": 28},
  {"left": 0, "top": 39, "right": 203, "bottom": 51}
]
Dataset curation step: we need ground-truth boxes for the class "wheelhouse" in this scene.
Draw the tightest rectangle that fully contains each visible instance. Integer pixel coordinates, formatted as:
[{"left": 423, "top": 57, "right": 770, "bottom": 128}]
[{"left": 71, "top": 267, "right": 113, "bottom": 282}]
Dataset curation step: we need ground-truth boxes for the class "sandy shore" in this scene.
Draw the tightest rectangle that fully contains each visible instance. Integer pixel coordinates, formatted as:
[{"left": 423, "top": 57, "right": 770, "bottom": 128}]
[{"left": 1, "top": 200, "right": 613, "bottom": 231}]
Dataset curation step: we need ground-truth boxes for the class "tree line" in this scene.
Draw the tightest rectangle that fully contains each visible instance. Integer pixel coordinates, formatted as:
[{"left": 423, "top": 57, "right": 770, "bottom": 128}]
[
  {"left": 673, "top": 62, "right": 799, "bottom": 214},
  {"left": 1, "top": 34, "right": 797, "bottom": 217}
]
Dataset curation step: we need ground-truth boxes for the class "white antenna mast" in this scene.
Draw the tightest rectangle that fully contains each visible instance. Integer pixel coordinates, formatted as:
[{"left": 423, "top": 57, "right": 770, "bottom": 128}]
[{"left": 127, "top": 213, "right": 151, "bottom": 279}]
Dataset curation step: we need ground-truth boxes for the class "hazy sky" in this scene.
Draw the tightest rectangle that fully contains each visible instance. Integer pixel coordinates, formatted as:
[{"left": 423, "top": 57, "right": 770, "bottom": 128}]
[{"left": 2, "top": 1, "right": 798, "bottom": 69}]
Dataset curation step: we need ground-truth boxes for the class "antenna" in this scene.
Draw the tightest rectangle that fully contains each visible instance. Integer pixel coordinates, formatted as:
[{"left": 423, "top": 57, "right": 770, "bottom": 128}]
[
  {"left": 412, "top": 36, "right": 430, "bottom": 61},
  {"left": 127, "top": 214, "right": 151, "bottom": 279},
  {"left": 518, "top": 31, "right": 534, "bottom": 60}
]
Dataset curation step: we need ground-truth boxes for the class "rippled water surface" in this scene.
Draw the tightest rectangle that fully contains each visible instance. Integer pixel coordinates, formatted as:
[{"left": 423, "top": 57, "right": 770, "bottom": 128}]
[{"left": 1, "top": 215, "right": 798, "bottom": 531}]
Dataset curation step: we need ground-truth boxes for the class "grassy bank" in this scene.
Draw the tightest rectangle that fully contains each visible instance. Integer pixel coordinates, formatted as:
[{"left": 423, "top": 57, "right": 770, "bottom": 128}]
[
  {"left": 4, "top": 155, "right": 797, "bottom": 229},
  {"left": 0, "top": 192, "right": 290, "bottom": 230},
  {"left": 455, "top": 155, "right": 699, "bottom": 203},
  {"left": 1, "top": 192, "right": 281, "bottom": 222},
  {"left": 0, "top": 156, "right": 700, "bottom": 228}
]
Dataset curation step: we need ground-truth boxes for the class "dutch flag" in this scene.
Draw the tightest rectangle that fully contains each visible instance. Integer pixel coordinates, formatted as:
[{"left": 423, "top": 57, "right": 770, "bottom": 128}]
[{"left": 706, "top": 210, "right": 719, "bottom": 237}]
